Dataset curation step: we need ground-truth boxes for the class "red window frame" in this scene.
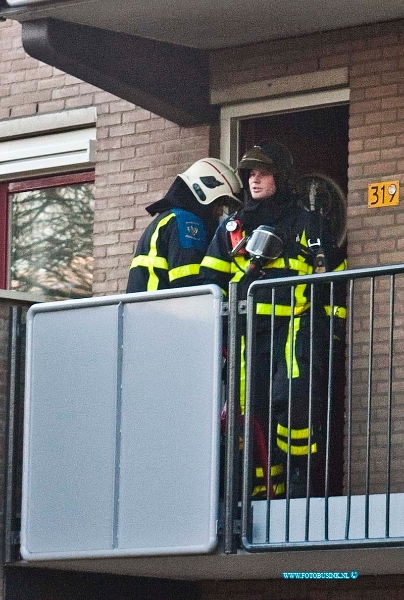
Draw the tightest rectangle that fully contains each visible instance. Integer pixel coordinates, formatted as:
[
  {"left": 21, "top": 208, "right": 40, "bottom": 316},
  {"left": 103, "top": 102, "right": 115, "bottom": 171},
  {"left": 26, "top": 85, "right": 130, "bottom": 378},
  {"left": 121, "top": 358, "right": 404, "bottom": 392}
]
[{"left": 0, "top": 171, "right": 95, "bottom": 290}]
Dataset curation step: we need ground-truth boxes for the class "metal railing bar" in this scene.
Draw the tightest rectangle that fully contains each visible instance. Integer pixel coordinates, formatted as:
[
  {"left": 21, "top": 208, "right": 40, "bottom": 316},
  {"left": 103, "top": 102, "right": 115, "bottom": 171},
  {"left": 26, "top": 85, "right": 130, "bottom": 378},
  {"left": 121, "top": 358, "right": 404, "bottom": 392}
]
[
  {"left": 112, "top": 301, "right": 124, "bottom": 549},
  {"left": 241, "top": 534, "right": 404, "bottom": 553},
  {"left": 241, "top": 290, "right": 256, "bottom": 546},
  {"left": 237, "top": 264, "right": 404, "bottom": 553},
  {"left": 265, "top": 286, "right": 277, "bottom": 543},
  {"left": 284, "top": 285, "right": 297, "bottom": 542},
  {"left": 324, "top": 281, "right": 335, "bottom": 541},
  {"left": 305, "top": 284, "right": 315, "bottom": 541},
  {"left": 224, "top": 282, "right": 242, "bottom": 554},
  {"left": 365, "top": 277, "right": 375, "bottom": 538},
  {"left": 344, "top": 278, "right": 354, "bottom": 540},
  {"left": 385, "top": 274, "right": 395, "bottom": 537},
  {"left": 4, "top": 307, "right": 23, "bottom": 564},
  {"left": 247, "top": 264, "right": 404, "bottom": 294}
]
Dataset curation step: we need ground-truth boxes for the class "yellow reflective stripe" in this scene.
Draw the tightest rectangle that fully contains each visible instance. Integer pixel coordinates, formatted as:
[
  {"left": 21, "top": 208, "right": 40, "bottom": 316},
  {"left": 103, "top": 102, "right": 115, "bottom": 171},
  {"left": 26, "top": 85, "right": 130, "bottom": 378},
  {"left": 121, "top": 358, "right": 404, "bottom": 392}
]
[
  {"left": 262, "top": 256, "right": 286, "bottom": 270},
  {"left": 271, "top": 463, "right": 283, "bottom": 476},
  {"left": 130, "top": 255, "right": 168, "bottom": 270},
  {"left": 230, "top": 256, "right": 249, "bottom": 274},
  {"left": 201, "top": 255, "right": 231, "bottom": 273},
  {"left": 277, "top": 438, "right": 317, "bottom": 455},
  {"left": 285, "top": 317, "right": 300, "bottom": 378},
  {"left": 252, "top": 485, "right": 267, "bottom": 497},
  {"left": 232, "top": 271, "right": 245, "bottom": 283},
  {"left": 288, "top": 258, "right": 313, "bottom": 275},
  {"left": 277, "top": 423, "right": 313, "bottom": 440},
  {"left": 260, "top": 257, "right": 313, "bottom": 274},
  {"left": 300, "top": 230, "right": 308, "bottom": 247},
  {"left": 256, "top": 464, "right": 284, "bottom": 479},
  {"left": 240, "top": 335, "right": 246, "bottom": 415},
  {"left": 256, "top": 302, "right": 310, "bottom": 316},
  {"left": 146, "top": 212, "right": 176, "bottom": 291},
  {"left": 294, "top": 282, "right": 308, "bottom": 307},
  {"left": 335, "top": 259, "right": 347, "bottom": 271},
  {"left": 227, "top": 256, "right": 315, "bottom": 287},
  {"left": 273, "top": 482, "right": 285, "bottom": 496},
  {"left": 229, "top": 256, "right": 313, "bottom": 277},
  {"left": 252, "top": 483, "right": 285, "bottom": 497},
  {"left": 169, "top": 263, "right": 200, "bottom": 282},
  {"left": 324, "top": 305, "right": 347, "bottom": 319}
]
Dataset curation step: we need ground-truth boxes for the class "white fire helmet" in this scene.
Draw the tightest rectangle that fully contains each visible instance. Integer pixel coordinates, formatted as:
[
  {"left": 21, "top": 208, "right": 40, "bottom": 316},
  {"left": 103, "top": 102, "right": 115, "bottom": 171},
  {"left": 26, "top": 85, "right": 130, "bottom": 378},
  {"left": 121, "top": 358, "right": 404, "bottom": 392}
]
[{"left": 179, "top": 158, "right": 242, "bottom": 205}]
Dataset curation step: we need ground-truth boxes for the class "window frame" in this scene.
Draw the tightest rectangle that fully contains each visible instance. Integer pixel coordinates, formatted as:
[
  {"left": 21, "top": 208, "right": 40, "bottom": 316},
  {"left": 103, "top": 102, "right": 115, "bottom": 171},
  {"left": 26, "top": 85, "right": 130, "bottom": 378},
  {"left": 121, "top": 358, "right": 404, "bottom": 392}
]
[
  {"left": 219, "top": 88, "right": 350, "bottom": 167},
  {"left": 0, "top": 170, "right": 95, "bottom": 291}
]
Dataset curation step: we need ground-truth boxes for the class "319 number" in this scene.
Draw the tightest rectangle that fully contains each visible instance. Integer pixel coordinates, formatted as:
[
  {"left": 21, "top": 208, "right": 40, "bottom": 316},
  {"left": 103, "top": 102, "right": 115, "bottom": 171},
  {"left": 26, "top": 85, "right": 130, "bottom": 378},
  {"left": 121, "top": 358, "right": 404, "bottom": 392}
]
[{"left": 368, "top": 181, "right": 399, "bottom": 207}]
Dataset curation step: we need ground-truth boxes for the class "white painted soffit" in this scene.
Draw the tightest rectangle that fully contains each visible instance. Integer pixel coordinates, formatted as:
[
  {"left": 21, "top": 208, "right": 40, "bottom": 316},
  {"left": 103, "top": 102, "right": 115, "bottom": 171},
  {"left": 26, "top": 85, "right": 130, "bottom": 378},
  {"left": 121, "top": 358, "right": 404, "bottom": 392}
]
[{"left": 2, "top": 0, "right": 404, "bottom": 49}]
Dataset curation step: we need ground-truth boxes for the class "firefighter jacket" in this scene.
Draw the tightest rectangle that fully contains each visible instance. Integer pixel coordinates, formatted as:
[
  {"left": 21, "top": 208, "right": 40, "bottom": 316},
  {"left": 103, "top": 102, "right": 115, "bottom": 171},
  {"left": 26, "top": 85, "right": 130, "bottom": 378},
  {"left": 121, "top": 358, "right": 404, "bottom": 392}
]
[
  {"left": 200, "top": 189, "right": 347, "bottom": 499},
  {"left": 199, "top": 189, "right": 347, "bottom": 321},
  {"left": 127, "top": 178, "right": 218, "bottom": 293}
]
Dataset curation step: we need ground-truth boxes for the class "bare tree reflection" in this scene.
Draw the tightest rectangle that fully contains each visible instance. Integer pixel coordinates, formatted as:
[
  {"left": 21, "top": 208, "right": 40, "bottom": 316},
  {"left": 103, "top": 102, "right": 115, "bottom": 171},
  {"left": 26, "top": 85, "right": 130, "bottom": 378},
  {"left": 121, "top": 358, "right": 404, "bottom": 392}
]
[{"left": 10, "top": 183, "right": 94, "bottom": 300}]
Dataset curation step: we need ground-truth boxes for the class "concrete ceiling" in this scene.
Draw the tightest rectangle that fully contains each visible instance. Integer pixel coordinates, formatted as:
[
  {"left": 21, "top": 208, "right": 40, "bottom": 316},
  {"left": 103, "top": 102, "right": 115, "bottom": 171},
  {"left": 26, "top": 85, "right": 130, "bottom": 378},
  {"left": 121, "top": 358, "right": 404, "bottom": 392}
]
[{"left": 3, "top": 0, "right": 404, "bottom": 50}]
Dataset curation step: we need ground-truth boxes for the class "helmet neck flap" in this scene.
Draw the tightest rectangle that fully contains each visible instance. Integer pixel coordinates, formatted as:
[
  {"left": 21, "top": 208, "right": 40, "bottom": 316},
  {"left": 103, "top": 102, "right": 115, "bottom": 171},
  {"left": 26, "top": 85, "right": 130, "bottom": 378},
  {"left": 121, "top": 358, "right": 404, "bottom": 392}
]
[{"left": 146, "top": 177, "right": 223, "bottom": 238}]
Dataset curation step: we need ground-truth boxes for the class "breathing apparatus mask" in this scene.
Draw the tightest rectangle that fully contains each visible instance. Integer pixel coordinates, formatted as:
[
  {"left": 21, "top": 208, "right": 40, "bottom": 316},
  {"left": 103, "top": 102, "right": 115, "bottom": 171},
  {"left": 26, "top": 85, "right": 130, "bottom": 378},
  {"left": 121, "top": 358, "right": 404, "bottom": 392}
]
[{"left": 227, "top": 222, "right": 283, "bottom": 273}]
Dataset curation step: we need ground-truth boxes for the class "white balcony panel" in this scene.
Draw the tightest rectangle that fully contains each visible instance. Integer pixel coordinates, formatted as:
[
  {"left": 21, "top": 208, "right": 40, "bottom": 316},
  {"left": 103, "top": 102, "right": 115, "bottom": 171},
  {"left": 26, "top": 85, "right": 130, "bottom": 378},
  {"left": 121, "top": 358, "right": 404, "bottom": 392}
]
[{"left": 21, "top": 287, "right": 222, "bottom": 560}]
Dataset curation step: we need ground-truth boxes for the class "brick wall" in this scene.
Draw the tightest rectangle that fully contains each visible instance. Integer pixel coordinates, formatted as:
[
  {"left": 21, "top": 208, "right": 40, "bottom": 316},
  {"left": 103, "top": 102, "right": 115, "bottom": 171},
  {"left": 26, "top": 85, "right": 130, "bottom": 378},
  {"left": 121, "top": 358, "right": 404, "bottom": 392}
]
[
  {"left": 211, "top": 20, "right": 404, "bottom": 272},
  {"left": 0, "top": 20, "right": 213, "bottom": 298},
  {"left": 93, "top": 105, "right": 211, "bottom": 295}
]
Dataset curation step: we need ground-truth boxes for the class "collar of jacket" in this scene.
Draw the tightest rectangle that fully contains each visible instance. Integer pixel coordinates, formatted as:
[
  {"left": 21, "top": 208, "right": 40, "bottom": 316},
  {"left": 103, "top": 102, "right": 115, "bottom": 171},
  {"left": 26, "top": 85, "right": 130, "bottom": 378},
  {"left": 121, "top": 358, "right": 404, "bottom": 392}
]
[{"left": 238, "top": 189, "right": 296, "bottom": 232}]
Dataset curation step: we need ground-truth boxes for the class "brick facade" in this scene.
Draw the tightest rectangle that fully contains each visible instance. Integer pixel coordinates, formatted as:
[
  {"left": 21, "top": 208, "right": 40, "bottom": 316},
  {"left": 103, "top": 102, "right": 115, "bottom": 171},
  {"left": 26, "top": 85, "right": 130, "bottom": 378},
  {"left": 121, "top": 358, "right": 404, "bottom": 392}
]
[
  {"left": 93, "top": 109, "right": 211, "bottom": 295},
  {"left": 0, "top": 20, "right": 213, "bottom": 298},
  {"left": 1, "top": 14, "right": 404, "bottom": 600}
]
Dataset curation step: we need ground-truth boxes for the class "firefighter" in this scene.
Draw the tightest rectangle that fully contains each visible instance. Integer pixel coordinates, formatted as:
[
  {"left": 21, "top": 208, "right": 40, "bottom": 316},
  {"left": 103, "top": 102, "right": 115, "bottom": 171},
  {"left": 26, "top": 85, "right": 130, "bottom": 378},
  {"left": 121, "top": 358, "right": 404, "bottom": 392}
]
[
  {"left": 126, "top": 158, "right": 242, "bottom": 293},
  {"left": 199, "top": 140, "right": 347, "bottom": 498}
]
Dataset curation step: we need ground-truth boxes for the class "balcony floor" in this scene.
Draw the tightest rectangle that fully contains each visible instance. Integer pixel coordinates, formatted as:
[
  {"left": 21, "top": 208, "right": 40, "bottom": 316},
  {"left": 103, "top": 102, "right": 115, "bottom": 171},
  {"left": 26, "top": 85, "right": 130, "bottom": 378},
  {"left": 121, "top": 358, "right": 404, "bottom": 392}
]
[{"left": 15, "top": 494, "right": 404, "bottom": 581}]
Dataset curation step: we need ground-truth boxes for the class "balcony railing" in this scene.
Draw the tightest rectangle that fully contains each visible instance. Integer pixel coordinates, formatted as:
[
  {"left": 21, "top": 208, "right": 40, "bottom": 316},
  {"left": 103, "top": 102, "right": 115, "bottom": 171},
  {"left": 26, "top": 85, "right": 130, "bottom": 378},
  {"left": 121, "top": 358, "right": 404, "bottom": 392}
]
[
  {"left": 4, "top": 266, "right": 404, "bottom": 576},
  {"left": 1, "top": 291, "right": 44, "bottom": 564},
  {"left": 223, "top": 264, "right": 404, "bottom": 554}
]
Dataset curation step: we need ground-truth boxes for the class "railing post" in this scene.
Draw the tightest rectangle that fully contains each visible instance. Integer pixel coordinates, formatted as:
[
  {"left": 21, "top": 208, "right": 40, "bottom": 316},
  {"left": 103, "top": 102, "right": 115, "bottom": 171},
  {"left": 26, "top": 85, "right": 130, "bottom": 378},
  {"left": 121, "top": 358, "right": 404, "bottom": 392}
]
[
  {"left": 4, "top": 306, "right": 24, "bottom": 563},
  {"left": 223, "top": 282, "right": 242, "bottom": 554}
]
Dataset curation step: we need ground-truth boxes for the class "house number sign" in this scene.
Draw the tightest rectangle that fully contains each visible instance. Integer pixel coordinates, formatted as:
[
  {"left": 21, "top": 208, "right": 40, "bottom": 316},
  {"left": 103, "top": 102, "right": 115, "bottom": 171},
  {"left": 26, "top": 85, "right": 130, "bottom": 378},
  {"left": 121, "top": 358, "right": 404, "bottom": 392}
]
[{"left": 368, "top": 181, "right": 400, "bottom": 207}]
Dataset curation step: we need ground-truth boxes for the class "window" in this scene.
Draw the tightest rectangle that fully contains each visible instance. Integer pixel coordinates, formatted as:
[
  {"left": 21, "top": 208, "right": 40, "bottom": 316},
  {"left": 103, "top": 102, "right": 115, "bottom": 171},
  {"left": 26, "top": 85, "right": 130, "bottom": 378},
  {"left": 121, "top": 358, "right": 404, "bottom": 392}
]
[
  {"left": 0, "top": 108, "right": 96, "bottom": 300},
  {"left": 0, "top": 171, "right": 95, "bottom": 300}
]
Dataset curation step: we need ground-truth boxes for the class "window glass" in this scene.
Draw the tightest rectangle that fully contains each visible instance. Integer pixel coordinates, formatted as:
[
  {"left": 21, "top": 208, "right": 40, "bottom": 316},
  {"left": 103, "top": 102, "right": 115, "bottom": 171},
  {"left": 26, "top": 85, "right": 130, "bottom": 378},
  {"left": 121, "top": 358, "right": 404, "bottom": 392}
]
[{"left": 9, "top": 174, "right": 94, "bottom": 300}]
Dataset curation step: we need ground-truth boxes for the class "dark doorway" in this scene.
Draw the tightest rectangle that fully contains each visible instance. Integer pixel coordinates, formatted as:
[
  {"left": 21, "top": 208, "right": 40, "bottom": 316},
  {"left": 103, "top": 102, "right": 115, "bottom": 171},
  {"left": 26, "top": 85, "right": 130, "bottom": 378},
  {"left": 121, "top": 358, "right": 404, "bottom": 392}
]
[{"left": 238, "top": 103, "right": 349, "bottom": 196}]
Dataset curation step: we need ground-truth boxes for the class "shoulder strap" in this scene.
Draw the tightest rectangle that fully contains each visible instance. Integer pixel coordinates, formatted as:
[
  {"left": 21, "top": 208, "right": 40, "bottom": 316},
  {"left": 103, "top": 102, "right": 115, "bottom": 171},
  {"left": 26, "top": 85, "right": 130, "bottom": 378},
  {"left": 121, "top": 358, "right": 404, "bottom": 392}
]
[
  {"left": 226, "top": 218, "right": 247, "bottom": 255},
  {"left": 304, "top": 211, "right": 327, "bottom": 273}
]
